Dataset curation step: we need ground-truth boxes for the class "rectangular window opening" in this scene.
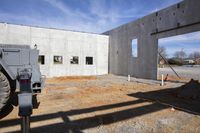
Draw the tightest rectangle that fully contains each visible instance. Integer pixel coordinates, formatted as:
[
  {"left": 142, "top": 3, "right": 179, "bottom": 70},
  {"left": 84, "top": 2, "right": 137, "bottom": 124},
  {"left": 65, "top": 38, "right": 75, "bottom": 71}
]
[
  {"left": 38, "top": 55, "right": 45, "bottom": 65},
  {"left": 70, "top": 56, "right": 79, "bottom": 64},
  {"left": 54, "top": 56, "right": 63, "bottom": 64},
  {"left": 86, "top": 57, "right": 93, "bottom": 65},
  {"left": 131, "top": 39, "right": 138, "bottom": 57}
]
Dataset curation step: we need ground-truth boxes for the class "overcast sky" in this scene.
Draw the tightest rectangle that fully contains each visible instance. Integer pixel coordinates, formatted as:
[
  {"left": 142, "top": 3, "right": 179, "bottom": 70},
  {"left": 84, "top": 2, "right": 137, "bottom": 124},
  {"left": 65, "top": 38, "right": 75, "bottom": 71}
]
[{"left": 0, "top": 0, "right": 199, "bottom": 56}]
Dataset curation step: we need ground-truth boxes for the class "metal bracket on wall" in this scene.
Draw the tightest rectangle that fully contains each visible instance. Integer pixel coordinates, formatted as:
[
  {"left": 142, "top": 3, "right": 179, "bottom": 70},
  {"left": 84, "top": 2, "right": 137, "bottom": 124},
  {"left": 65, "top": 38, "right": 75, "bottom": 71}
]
[{"left": 151, "top": 21, "right": 200, "bottom": 35}]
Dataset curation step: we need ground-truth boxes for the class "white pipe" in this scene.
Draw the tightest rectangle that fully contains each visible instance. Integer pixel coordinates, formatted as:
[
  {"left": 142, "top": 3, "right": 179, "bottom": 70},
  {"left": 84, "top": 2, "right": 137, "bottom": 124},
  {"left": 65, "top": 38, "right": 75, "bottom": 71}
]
[
  {"left": 128, "top": 75, "right": 130, "bottom": 82},
  {"left": 161, "top": 74, "right": 164, "bottom": 86}
]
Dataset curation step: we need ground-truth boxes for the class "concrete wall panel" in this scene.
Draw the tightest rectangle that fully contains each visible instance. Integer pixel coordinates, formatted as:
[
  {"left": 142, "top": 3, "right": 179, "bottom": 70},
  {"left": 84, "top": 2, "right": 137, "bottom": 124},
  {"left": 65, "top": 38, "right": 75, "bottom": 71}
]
[
  {"left": 0, "top": 23, "right": 109, "bottom": 77},
  {"left": 105, "top": 0, "right": 200, "bottom": 80}
]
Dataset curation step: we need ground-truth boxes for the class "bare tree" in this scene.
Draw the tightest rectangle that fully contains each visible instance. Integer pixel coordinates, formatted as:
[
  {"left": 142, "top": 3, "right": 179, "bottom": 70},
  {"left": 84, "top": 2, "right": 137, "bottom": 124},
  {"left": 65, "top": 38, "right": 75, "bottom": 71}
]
[
  {"left": 158, "top": 46, "right": 167, "bottom": 56},
  {"left": 189, "top": 51, "right": 200, "bottom": 59},
  {"left": 173, "top": 49, "right": 187, "bottom": 60},
  {"left": 158, "top": 46, "right": 167, "bottom": 64}
]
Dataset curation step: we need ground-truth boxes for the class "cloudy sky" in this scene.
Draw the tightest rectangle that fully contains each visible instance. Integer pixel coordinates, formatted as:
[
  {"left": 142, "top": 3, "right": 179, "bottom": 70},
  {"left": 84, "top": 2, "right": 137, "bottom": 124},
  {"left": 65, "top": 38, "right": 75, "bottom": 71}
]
[
  {"left": 0, "top": 0, "right": 199, "bottom": 57},
  {"left": 159, "top": 32, "right": 200, "bottom": 58}
]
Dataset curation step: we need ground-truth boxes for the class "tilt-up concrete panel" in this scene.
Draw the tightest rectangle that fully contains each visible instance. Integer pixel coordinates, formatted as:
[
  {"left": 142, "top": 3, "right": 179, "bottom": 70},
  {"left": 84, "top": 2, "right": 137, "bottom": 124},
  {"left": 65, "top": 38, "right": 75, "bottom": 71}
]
[
  {"left": 104, "top": 0, "right": 200, "bottom": 80},
  {"left": 0, "top": 23, "right": 109, "bottom": 77}
]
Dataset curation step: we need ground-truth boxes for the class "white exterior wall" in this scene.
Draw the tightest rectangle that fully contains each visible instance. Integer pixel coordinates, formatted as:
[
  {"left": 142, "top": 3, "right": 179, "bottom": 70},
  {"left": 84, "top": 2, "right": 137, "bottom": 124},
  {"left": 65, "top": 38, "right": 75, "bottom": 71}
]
[{"left": 0, "top": 23, "right": 109, "bottom": 77}]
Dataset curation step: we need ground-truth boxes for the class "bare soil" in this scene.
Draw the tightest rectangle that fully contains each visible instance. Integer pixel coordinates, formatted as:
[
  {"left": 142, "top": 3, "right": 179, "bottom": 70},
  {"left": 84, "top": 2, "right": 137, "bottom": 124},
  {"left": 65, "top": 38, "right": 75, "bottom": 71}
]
[{"left": 1, "top": 75, "right": 200, "bottom": 133}]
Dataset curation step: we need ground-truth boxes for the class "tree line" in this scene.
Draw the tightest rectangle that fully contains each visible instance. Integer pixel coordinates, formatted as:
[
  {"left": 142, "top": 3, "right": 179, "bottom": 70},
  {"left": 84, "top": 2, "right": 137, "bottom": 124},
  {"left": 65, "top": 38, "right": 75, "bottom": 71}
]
[{"left": 158, "top": 46, "right": 200, "bottom": 65}]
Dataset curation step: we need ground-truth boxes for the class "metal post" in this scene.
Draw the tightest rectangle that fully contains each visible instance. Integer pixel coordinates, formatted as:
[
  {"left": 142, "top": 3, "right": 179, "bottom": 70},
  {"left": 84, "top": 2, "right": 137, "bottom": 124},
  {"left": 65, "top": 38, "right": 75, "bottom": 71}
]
[
  {"left": 17, "top": 68, "right": 32, "bottom": 133},
  {"left": 22, "top": 116, "right": 30, "bottom": 133}
]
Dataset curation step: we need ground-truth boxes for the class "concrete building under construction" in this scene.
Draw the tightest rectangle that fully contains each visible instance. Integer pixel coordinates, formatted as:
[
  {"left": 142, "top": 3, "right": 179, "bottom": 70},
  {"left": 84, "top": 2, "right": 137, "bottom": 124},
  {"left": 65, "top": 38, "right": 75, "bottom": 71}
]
[
  {"left": 0, "top": 23, "right": 109, "bottom": 77},
  {"left": 0, "top": 0, "right": 199, "bottom": 79}
]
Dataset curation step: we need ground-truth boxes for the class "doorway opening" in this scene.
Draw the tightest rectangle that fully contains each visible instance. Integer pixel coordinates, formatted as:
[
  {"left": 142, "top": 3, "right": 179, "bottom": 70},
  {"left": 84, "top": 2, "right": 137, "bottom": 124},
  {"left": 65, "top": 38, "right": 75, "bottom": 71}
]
[{"left": 158, "top": 31, "right": 200, "bottom": 81}]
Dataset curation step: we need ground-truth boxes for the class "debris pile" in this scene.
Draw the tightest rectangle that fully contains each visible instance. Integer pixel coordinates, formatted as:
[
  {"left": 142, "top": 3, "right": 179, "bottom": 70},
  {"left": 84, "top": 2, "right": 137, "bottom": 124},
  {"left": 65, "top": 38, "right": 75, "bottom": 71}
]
[{"left": 177, "top": 79, "right": 200, "bottom": 100}]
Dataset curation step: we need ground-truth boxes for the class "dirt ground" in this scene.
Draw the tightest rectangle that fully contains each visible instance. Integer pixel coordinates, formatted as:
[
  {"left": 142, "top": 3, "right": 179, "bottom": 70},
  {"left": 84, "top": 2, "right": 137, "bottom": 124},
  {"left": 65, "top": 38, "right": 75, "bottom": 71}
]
[
  {"left": 158, "top": 66, "right": 200, "bottom": 80},
  {"left": 0, "top": 75, "right": 200, "bottom": 133}
]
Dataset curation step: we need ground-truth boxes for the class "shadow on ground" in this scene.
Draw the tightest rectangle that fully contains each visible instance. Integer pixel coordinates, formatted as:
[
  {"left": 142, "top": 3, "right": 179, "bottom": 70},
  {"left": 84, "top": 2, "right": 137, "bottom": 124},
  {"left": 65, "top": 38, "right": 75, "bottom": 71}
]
[
  {"left": 129, "top": 79, "right": 200, "bottom": 114},
  {"left": 0, "top": 93, "right": 40, "bottom": 119},
  {"left": 0, "top": 80, "right": 200, "bottom": 133},
  {"left": 0, "top": 99, "right": 168, "bottom": 133}
]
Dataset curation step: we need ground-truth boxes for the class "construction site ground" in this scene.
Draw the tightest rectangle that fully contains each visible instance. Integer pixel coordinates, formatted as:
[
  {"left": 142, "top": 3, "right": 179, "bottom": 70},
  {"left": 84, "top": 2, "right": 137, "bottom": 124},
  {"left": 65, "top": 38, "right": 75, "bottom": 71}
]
[{"left": 1, "top": 75, "right": 200, "bottom": 133}]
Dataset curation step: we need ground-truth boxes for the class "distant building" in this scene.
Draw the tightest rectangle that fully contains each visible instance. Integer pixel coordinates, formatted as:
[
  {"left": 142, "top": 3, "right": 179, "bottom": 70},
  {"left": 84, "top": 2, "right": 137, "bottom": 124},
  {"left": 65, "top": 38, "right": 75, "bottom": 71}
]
[
  {"left": 159, "top": 59, "right": 166, "bottom": 68},
  {"left": 195, "top": 58, "right": 200, "bottom": 65},
  {"left": 183, "top": 59, "right": 195, "bottom": 65}
]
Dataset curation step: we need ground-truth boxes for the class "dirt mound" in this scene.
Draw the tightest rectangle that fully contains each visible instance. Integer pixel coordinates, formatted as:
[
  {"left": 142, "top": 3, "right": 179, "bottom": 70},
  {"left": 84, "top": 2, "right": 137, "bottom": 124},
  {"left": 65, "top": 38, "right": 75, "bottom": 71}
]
[{"left": 177, "top": 79, "right": 200, "bottom": 100}]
